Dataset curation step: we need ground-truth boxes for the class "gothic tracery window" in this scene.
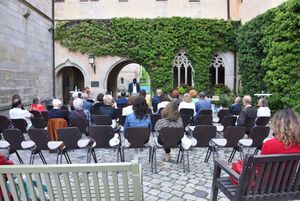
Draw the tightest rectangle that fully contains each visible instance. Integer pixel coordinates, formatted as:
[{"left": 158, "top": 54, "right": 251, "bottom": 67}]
[
  {"left": 173, "top": 50, "right": 193, "bottom": 88},
  {"left": 210, "top": 53, "right": 225, "bottom": 86}
]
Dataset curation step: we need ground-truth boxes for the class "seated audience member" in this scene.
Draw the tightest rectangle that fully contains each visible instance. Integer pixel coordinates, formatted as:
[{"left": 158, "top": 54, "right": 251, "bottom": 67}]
[
  {"left": 9, "top": 98, "right": 33, "bottom": 130},
  {"left": 178, "top": 93, "right": 196, "bottom": 116},
  {"left": 124, "top": 95, "right": 151, "bottom": 131},
  {"left": 116, "top": 92, "right": 128, "bottom": 108},
  {"left": 48, "top": 99, "right": 69, "bottom": 121},
  {"left": 171, "top": 89, "right": 181, "bottom": 106},
  {"left": 237, "top": 95, "right": 257, "bottom": 134},
  {"left": 152, "top": 89, "right": 162, "bottom": 113},
  {"left": 195, "top": 92, "right": 211, "bottom": 114},
  {"left": 155, "top": 102, "right": 183, "bottom": 161},
  {"left": 98, "top": 95, "right": 117, "bottom": 120},
  {"left": 229, "top": 97, "right": 242, "bottom": 115},
  {"left": 11, "top": 94, "right": 25, "bottom": 109},
  {"left": 83, "top": 87, "right": 92, "bottom": 99},
  {"left": 81, "top": 93, "right": 92, "bottom": 112},
  {"left": 256, "top": 98, "right": 271, "bottom": 118},
  {"left": 139, "top": 90, "right": 147, "bottom": 98},
  {"left": 30, "top": 97, "right": 46, "bottom": 112},
  {"left": 261, "top": 109, "right": 300, "bottom": 154},
  {"left": 189, "top": 89, "right": 198, "bottom": 103},
  {"left": 69, "top": 98, "right": 91, "bottom": 127},
  {"left": 91, "top": 93, "right": 104, "bottom": 114},
  {"left": 122, "top": 95, "right": 136, "bottom": 116},
  {"left": 157, "top": 94, "right": 170, "bottom": 113}
]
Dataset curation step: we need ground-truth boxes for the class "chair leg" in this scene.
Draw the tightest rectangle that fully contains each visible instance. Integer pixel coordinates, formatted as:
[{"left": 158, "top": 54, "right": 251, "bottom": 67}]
[
  {"left": 87, "top": 147, "right": 92, "bottom": 163},
  {"left": 228, "top": 148, "right": 237, "bottom": 163},
  {"left": 122, "top": 147, "right": 125, "bottom": 162},
  {"left": 92, "top": 149, "right": 97, "bottom": 163},
  {"left": 154, "top": 147, "right": 157, "bottom": 173},
  {"left": 56, "top": 149, "right": 61, "bottom": 164},
  {"left": 63, "top": 150, "right": 72, "bottom": 164},
  {"left": 176, "top": 148, "right": 182, "bottom": 163},
  {"left": 38, "top": 151, "right": 47, "bottom": 164},
  {"left": 186, "top": 149, "right": 190, "bottom": 172},
  {"left": 239, "top": 147, "right": 244, "bottom": 161},
  {"left": 182, "top": 149, "right": 185, "bottom": 173},
  {"left": 29, "top": 149, "right": 35, "bottom": 165},
  {"left": 15, "top": 151, "right": 24, "bottom": 164},
  {"left": 148, "top": 147, "right": 152, "bottom": 163},
  {"left": 254, "top": 147, "right": 259, "bottom": 155},
  {"left": 118, "top": 146, "right": 123, "bottom": 162},
  {"left": 210, "top": 164, "right": 221, "bottom": 201},
  {"left": 204, "top": 147, "right": 212, "bottom": 163}
]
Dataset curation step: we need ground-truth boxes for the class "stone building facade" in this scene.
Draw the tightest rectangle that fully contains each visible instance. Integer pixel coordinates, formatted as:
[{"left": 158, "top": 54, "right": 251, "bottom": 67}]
[{"left": 0, "top": 0, "right": 53, "bottom": 113}]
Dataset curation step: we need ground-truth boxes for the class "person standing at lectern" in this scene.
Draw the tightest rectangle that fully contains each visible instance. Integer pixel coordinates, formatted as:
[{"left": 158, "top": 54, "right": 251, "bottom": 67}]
[{"left": 128, "top": 78, "right": 140, "bottom": 95}]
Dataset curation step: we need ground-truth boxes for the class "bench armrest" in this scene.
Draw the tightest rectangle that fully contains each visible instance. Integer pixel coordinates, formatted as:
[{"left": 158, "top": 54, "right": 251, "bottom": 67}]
[{"left": 215, "top": 159, "right": 239, "bottom": 181}]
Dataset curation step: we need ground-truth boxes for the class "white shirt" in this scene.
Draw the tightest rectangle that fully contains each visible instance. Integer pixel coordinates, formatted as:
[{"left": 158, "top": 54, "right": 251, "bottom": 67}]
[
  {"left": 122, "top": 105, "right": 134, "bottom": 116},
  {"left": 178, "top": 102, "right": 196, "bottom": 116},
  {"left": 9, "top": 108, "right": 32, "bottom": 130},
  {"left": 157, "top": 101, "right": 170, "bottom": 113},
  {"left": 132, "top": 84, "right": 137, "bottom": 94},
  {"left": 257, "top": 107, "right": 271, "bottom": 118}
]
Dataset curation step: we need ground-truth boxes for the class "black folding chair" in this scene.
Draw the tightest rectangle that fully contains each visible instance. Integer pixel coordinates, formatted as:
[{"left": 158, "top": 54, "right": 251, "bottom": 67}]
[
  {"left": 255, "top": 116, "right": 270, "bottom": 126},
  {"left": 150, "top": 114, "right": 161, "bottom": 132},
  {"left": 41, "top": 111, "right": 49, "bottom": 122},
  {"left": 215, "top": 109, "right": 229, "bottom": 123},
  {"left": 223, "top": 126, "right": 246, "bottom": 162},
  {"left": 31, "top": 118, "right": 47, "bottom": 128},
  {"left": 179, "top": 109, "right": 194, "bottom": 127},
  {"left": 194, "top": 115, "right": 213, "bottom": 126},
  {"left": 11, "top": 119, "right": 28, "bottom": 133},
  {"left": 0, "top": 115, "right": 11, "bottom": 133},
  {"left": 93, "top": 115, "right": 112, "bottom": 125},
  {"left": 70, "top": 118, "right": 89, "bottom": 135},
  {"left": 30, "top": 110, "right": 41, "bottom": 118},
  {"left": 199, "top": 109, "right": 212, "bottom": 116},
  {"left": 248, "top": 126, "right": 270, "bottom": 155}
]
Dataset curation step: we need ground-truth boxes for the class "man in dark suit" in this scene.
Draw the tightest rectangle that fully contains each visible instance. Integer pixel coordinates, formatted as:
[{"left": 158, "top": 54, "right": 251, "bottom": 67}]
[
  {"left": 48, "top": 99, "right": 69, "bottom": 122},
  {"left": 237, "top": 95, "right": 257, "bottom": 134},
  {"left": 128, "top": 78, "right": 140, "bottom": 95}
]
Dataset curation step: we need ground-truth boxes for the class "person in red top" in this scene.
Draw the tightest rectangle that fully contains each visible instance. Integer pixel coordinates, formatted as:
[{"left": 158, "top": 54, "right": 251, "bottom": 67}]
[
  {"left": 261, "top": 109, "right": 300, "bottom": 154},
  {"left": 30, "top": 98, "right": 46, "bottom": 112}
]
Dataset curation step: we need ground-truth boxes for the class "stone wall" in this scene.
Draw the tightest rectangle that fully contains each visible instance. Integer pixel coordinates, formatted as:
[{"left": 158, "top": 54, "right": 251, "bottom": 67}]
[{"left": 0, "top": 0, "right": 53, "bottom": 113}]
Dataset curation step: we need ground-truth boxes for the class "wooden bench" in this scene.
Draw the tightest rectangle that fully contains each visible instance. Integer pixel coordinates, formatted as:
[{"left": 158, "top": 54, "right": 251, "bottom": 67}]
[
  {"left": 0, "top": 160, "right": 143, "bottom": 201},
  {"left": 211, "top": 154, "right": 300, "bottom": 201}
]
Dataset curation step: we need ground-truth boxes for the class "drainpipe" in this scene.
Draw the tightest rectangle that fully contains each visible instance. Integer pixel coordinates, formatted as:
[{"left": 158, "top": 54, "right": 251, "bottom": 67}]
[
  {"left": 52, "top": 0, "right": 55, "bottom": 98},
  {"left": 234, "top": 52, "right": 237, "bottom": 94},
  {"left": 227, "top": 0, "right": 231, "bottom": 20}
]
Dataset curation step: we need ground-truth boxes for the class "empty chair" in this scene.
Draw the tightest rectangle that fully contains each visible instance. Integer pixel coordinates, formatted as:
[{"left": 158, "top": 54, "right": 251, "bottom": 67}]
[
  {"left": 0, "top": 115, "right": 11, "bottom": 133},
  {"left": 215, "top": 109, "right": 229, "bottom": 123},
  {"left": 179, "top": 109, "right": 194, "bottom": 127},
  {"left": 223, "top": 126, "right": 246, "bottom": 162},
  {"left": 31, "top": 118, "right": 47, "bottom": 128},
  {"left": 93, "top": 115, "right": 112, "bottom": 125},
  {"left": 70, "top": 118, "right": 89, "bottom": 135},
  {"left": 255, "top": 116, "right": 270, "bottom": 126},
  {"left": 3, "top": 129, "right": 36, "bottom": 164},
  {"left": 217, "top": 116, "right": 237, "bottom": 132},
  {"left": 47, "top": 118, "right": 68, "bottom": 141},
  {"left": 123, "top": 127, "right": 151, "bottom": 161},
  {"left": 28, "top": 129, "right": 63, "bottom": 164},
  {"left": 41, "top": 111, "right": 49, "bottom": 122},
  {"left": 179, "top": 109, "right": 194, "bottom": 117},
  {"left": 248, "top": 126, "right": 270, "bottom": 155},
  {"left": 152, "top": 127, "right": 187, "bottom": 173},
  {"left": 198, "top": 109, "right": 212, "bottom": 116},
  {"left": 192, "top": 125, "right": 217, "bottom": 162},
  {"left": 194, "top": 115, "right": 213, "bottom": 126},
  {"left": 57, "top": 127, "right": 92, "bottom": 164},
  {"left": 11, "top": 119, "right": 28, "bottom": 133},
  {"left": 29, "top": 110, "right": 41, "bottom": 118},
  {"left": 150, "top": 114, "right": 161, "bottom": 132},
  {"left": 89, "top": 125, "right": 122, "bottom": 163}
]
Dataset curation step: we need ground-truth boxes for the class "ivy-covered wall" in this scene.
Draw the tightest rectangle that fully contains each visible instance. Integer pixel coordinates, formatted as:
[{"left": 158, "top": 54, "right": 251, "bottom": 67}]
[
  {"left": 237, "top": 0, "right": 300, "bottom": 113},
  {"left": 55, "top": 17, "right": 239, "bottom": 93}
]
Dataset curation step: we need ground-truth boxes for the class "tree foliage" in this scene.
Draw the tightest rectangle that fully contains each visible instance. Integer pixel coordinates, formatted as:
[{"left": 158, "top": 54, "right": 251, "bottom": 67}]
[{"left": 55, "top": 17, "right": 239, "bottom": 93}]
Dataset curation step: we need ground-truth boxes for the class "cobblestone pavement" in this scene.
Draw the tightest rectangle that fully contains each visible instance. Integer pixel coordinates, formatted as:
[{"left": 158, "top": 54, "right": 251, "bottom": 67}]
[{"left": 7, "top": 140, "right": 261, "bottom": 201}]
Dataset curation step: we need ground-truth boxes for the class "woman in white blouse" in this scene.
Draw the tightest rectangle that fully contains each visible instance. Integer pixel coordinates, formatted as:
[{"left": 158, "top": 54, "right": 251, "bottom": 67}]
[
  {"left": 178, "top": 93, "right": 196, "bottom": 116},
  {"left": 257, "top": 98, "right": 271, "bottom": 118},
  {"left": 157, "top": 94, "right": 170, "bottom": 113}
]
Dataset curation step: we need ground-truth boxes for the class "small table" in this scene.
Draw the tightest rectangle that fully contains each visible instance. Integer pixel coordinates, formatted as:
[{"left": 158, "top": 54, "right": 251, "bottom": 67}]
[{"left": 254, "top": 93, "right": 272, "bottom": 98}]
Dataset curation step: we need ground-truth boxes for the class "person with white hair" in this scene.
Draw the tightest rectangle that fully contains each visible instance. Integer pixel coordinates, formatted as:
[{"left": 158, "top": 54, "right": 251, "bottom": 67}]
[
  {"left": 237, "top": 95, "right": 257, "bottom": 134},
  {"left": 98, "top": 95, "right": 117, "bottom": 119},
  {"left": 69, "top": 98, "right": 91, "bottom": 128},
  {"left": 81, "top": 92, "right": 92, "bottom": 112},
  {"left": 151, "top": 89, "right": 162, "bottom": 113},
  {"left": 48, "top": 99, "right": 69, "bottom": 121}
]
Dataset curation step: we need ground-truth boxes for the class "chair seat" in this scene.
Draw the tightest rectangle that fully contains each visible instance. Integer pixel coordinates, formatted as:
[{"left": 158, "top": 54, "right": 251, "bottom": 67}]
[
  {"left": 238, "top": 139, "right": 253, "bottom": 147},
  {"left": 77, "top": 139, "right": 92, "bottom": 148},
  {"left": 210, "top": 138, "right": 227, "bottom": 147},
  {"left": 0, "top": 140, "right": 10, "bottom": 149},
  {"left": 216, "top": 125, "right": 224, "bottom": 132},
  {"left": 21, "top": 141, "right": 36, "bottom": 149},
  {"left": 48, "top": 141, "right": 63, "bottom": 150},
  {"left": 215, "top": 177, "right": 236, "bottom": 200}
]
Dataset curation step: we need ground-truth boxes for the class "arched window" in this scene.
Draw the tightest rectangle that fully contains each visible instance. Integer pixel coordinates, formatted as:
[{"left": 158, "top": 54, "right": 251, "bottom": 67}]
[
  {"left": 173, "top": 50, "right": 193, "bottom": 88},
  {"left": 210, "top": 53, "right": 225, "bottom": 86}
]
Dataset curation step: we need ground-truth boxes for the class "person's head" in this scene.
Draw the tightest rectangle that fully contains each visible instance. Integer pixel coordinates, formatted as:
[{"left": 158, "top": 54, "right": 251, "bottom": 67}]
[
  {"left": 133, "top": 95, "right": 148, "bottom": 120},
  {"left": 32, "top": 97, "right": 40, "bottom": 104},
  {"left": 133, "top": 78, "right": 137, "bottom": 84},
  {"left": 272, "top": 109, "right": 300, "bottom": 147},
  {"left": 242, "top": 95, "right": 252, "bottom": 106},
  {"left": 161, "top": 102, "right": 180, "bottom": 122},
  {"left": 81, "top": 93, "right": 88, "bottom": 100},
  {"left": 121, "top": 92, "right": 126, "bottom": 97},
  {"left": 12, "top": 94, "right": 21, "bottom": 102},
  {"left": 84, "top": 87, "right": 89, "bottom": 91},
  {"left": 199, "top": 92, "right": 206, "bottom": 99},
  {"left": 72, "top": 92, "right": 79, "bottom": 99},
  {"left": 128, "top": 95, "right": 136, "bottom": 105},
  {"left": 258, "top": 98, "right": 268, "bottom": 107},
  {"left": 183, "top": 93, "right": 192, "bottom": 103},
  {"left": 156, "top": 89, "right": 162, "bottom": 96},
  {"left": 235, "top": 97, "right": 242, "bottom": 104},
  {"left": 96, "top": 93, "right": 104, "bottom": 102},
  {"left": 139, "top": 89, "right": 146, "bottom": 98},
  {"left": 103, "top": 95, "right": 113, "bottom": 106},
  {"left": 160, "top": 94, "right": 169, "bottom": 102},
  {"left": 52, "top": 99, "right": 62, "bottom": 109},
  {"left": 171, "top": 89, "right": 179, "bottom": 98},
  {"left": 12, "top": 99, "right": 22, "bottom": 108},
  {"left": 73, "top": 98, "right": 83, "bottom": 110},
  {"left": 189, "top": 90, "right": 198, "bottom": 98}
]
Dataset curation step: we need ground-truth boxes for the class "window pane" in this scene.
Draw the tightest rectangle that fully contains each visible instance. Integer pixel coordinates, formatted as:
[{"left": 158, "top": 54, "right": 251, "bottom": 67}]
[
  {"left": 210, "top": 66, "right": 216, "bottom": 86},
  {"left": 187, "top": 66, "right": 192, "bottom": 86},
  {"left": 218, "top": 66, "right": 225, "bottom": 84},
  {"left": 180, "top": 66, "right": 185, "bottom": 86},
  {"left": 173, "top": 67, "right": 178, "bottom": 88}
]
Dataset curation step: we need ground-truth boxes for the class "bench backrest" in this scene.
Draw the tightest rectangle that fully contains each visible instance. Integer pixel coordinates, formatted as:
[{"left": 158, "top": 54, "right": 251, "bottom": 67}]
[
  {"left": 236, "top": 154, "right": 300, "bottom": 201},
  {"left": 0, "top": 161, "right": 143, "bottom": 201}
]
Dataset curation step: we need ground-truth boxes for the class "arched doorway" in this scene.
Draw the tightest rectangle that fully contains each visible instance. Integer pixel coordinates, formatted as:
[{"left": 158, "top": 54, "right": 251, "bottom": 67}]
[{"left": 56, "top": 67, "right": 84, "bottom": 104}]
